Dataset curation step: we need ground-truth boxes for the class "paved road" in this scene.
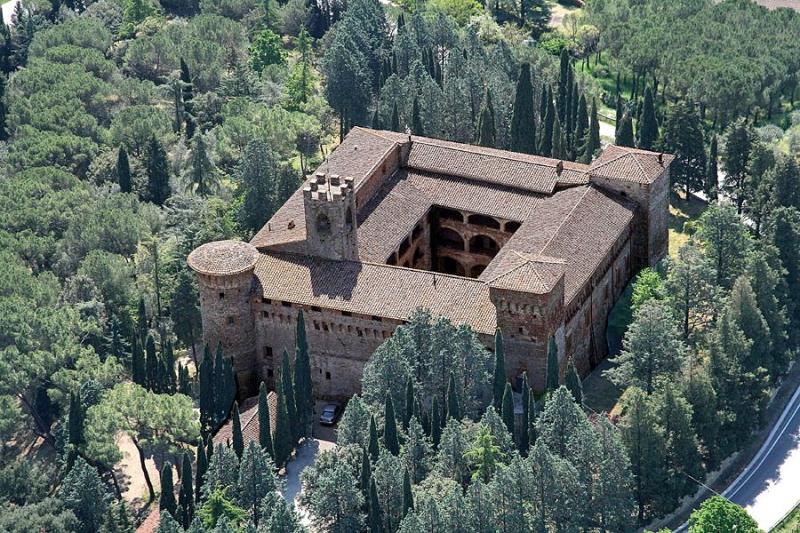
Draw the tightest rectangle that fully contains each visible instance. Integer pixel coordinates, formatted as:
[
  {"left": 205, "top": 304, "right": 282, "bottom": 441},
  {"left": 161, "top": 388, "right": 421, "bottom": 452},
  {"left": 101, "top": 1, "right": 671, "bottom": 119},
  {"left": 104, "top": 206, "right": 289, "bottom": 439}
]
[
  {"left": 1, "top": 0, "right": 19, "bottom": 26},
  {"left": 676, "top": 384, "right": 800, "bottom": 532}
]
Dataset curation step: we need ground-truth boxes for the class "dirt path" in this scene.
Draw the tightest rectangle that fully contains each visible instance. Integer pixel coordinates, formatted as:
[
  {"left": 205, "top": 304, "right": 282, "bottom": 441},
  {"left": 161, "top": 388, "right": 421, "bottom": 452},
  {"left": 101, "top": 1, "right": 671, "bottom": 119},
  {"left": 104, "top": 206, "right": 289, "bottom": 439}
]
[{"left": 115, "top": 432, "right": 162, "bottom": 506}]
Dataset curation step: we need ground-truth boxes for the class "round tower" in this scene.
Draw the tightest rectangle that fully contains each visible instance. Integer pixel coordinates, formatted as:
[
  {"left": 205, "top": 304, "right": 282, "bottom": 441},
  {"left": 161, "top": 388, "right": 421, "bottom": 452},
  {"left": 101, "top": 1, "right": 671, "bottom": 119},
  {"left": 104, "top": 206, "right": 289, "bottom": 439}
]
[
  {"left": 303, "top": 172, "right": 359, "bottom": 261},
  {"left": 187, "top": 240, "right": 259, "bottom": 393}
]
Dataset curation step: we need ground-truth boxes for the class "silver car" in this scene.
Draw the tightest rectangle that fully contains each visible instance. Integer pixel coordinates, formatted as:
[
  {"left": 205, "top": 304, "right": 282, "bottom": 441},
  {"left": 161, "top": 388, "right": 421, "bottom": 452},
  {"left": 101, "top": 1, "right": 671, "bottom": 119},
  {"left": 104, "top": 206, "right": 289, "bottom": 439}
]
[{"left": 319, "top": 403, "right": 342, "bottom": 426}]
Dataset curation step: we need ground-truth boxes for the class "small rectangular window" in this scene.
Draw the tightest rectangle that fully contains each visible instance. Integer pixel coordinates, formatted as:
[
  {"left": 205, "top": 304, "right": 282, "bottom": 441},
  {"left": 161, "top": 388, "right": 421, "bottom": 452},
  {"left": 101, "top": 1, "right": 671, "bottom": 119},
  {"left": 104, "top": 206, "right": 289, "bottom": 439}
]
[
  {"left": 342, "top": 311, "right": 352, "bottom": 317},
  {"left": 282, "top": 301, "right": 292, "bottom": 308},
  {"left": 371, "top": 315, "right": 382, "bottom": 322},
  {"left": 262, "top": 297, "right": 272, "bottom": 304},
  {"left": 227, "top": 316, "right": 234, "bottom": 325},
  {"left": 267, "top": 369, "right": 274, "bottom": 377},
  {"left": 322, "top": 322, "right": 329, "bottom": 332},
  {"left": 311, "top": 305, "right": 322, "bottom": 312},
  {"left": 219, "top": 292, "right": 225, "bottom": 299},
  {"left": 262, "top": 311, "right": 268, "bottom": 318},
  {"left": 263, "top": 346, "right": 273, "bottom": 358},
  {"left": 325, "top": 371, "right": 331, "bottom": 380}
]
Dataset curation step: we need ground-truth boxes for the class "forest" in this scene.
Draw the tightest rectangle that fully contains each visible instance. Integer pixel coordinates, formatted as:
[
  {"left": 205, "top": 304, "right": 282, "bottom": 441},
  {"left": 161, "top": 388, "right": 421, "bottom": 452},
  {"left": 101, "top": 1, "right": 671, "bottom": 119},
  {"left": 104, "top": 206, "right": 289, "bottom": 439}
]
[{"left": 0, "top": 0, "right": 799, "bottom": 531}]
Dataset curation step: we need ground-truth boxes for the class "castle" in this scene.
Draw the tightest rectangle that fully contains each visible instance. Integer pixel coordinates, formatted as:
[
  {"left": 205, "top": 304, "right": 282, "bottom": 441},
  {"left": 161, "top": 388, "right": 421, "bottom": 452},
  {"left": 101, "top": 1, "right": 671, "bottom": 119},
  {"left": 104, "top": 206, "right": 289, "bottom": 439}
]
[{"left": 188, "top": 127, "right": 672, "bottom": 399}]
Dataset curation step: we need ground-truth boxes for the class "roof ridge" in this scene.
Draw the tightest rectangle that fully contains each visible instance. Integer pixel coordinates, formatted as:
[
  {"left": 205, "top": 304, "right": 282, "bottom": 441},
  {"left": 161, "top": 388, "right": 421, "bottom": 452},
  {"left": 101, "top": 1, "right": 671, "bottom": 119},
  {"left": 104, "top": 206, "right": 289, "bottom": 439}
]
[
  {"left": 539, "top": 186, "right": 594, "bottom": 254},
  {"left": 358, "top": 127, "right": 404, "bottom": 145},
  {"left": 412, "top": 139, "right": 566, "bottom": 169}
]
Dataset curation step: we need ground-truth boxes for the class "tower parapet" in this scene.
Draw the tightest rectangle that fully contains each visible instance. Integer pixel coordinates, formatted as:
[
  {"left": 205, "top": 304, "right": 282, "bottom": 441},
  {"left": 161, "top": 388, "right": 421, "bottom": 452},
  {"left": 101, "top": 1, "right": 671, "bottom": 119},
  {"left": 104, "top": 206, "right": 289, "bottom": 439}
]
[
  {"left": 303, "top": 172, "right": 359, "bottom": 261},
  {"left": 187, "top": 240, "right": 259, "bottom": 394}
]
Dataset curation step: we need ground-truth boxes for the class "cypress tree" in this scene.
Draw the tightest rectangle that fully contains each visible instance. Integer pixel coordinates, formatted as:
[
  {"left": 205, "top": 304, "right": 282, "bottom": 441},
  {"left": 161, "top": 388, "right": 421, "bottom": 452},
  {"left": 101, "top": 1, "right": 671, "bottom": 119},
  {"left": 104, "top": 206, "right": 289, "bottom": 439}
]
[
  {"left": 359, "top": 446, "right": 371, "bottom": 497},
  {"left": 501, "top": 382, "right": 515, "bottom": 439},
  {"left": 137, "top": 296, "right": 148, "bottom": 339},
  {"left": 67, "top": 392, "right": 84, "bottom": 447},
  {"left": 145, "top": 135, "right": 171, "bottom": 206},
  {"left": 446, "top": 372, "right": 461, "bottom": 421},
  {"left": 401, "top": 468, "right": 413, "bottom": 517},
  {"left": 477, "top": 88, "right": 496, "bottom": 147},
  {"left": 520, "top": 373, "right": 530, "bottom": 454},
  {"left": 293, "top": 310, "right": 313, "bottom": 439},
  {"left": 411, "top": 96, "right": 424, "bottom": 136},
  {"left": 161, "top": 341, "right": 175, "bottom": 394},
  {"left": 528, "top": 392, "right": 538, "bottom": 446},
  {"left": 403, "top": 377, "right": 414, "bottom": 430},
  {"left": 0, "top": 74, "right": 6, "bottom": 141},
  {"left": 178, "top": 364, "right": 190, "bottom": 395},
  {"left": 546, "top": 337, "right": 559, "bottom": 391},
  {"left": 179, "top": 57, "right": 194, "bottom": 138},
  {"left": 179, "top": 453, "right": 194, "bottom": 528},
  {"left": 390, "top": 102, "right": 400, "bottom": 132},
  {"left": 510, "top": 63, "right": 536, "bottom": 154},
  {"left": 565, "top": 359, "right": 583, "bottom": 405},
  {"left": 573, "top": 94, "right": 589, "bottom": 160},
  {"left": 144, "top": 334, "right": 159, "bottom": 392},
  {"left": 117, "top": 147, "right": 131, "bottom": 194},
  {"left": 615, "top": 93, "right": 623, "bottom": 131},
  {"left": 368, "top": 415, "right": 379, "bottom": 462},
  {"left": 372, "top": 108, "right": 381, "bottom": 130},
  {"left": 198, "top": 345, "right": 215, "bottom": 433},
  {"left": 557, "top": 48, "right": 570, "bottom": 123},
  {"left": 222, "top": 357, "right": 236, "bottom": 419},
  {"left": 273, "top": 384, "right": 293, "bottom": 469},
  {"left": 195, "top": 438, "right": 207, "bottom": 504},
  {"left": 213, "top": 344, "right": 225, "bottom": 422},
  {"left": 616, "top": 113, "right": 635, "bottom": 147},
  {"left": 368, "top": 478, "right": 383, "bottom": 533},
  {"left": 584, "top": 99, "right": 601, "bottom": 163},
  {"left": 258, "top": 382, "right": 273, "bottom": 456},
  {"left": 706, "top": 135, "right": 719, "bottom": 201},
  {"left": 539, "top": 84, "right": 549, "bottom": 129},
  {"left": 430, "top": 396, "right": 442, "bottom": 448},
  {"left": 539, "top": 95, "right": 555, "bottom": 156},
  {"left": 280, "top": 349, "right": 298, "bottom": 442},
  {"left": 205, "top": 434, "right": 214, "bottom": 463},
  {"left": 551, "top": 116, "right": 565, "bottom": 160},
  {"left": 231, "top": 402, "right": 244, "bottom": 459},
  {"left": 492, "top": 329, "right": 506, "bottom": 409},
  {"left": 638, "top": 87, "right": 658, "bottom": 150},
  {"left": 159, "top": 462, "right": 177, "bottom": 518},
  {"left": 383, "top": 393, "right": 400, "bottom": 455}
]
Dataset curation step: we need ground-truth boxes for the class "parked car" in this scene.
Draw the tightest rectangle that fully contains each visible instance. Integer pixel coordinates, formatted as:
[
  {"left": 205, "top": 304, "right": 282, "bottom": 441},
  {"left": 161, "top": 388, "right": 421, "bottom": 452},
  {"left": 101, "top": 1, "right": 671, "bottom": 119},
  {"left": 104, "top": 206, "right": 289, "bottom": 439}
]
[{"left": 319, "top": 403, "right": 342, "bottom": 426}]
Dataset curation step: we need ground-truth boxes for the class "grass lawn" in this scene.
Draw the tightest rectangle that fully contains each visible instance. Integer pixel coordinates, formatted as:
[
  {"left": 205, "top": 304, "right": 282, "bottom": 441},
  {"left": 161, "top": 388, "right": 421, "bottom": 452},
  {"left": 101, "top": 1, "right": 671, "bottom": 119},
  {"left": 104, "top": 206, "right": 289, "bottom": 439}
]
[
  {"left": 771, "top": 504, "right": 800, "bottom": 532},
  {"left": 669, "top": 191, "right": 708, "bottom": 258}
]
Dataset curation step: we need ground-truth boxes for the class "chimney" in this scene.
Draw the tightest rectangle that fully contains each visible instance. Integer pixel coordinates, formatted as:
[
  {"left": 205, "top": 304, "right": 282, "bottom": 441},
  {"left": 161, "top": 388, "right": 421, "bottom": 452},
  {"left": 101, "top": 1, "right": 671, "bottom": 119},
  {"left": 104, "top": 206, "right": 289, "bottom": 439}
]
[
  {"left": 658, "top": 153, "right": 664, "bottom": 166},
  {"left": 555, "top": 160, "right": 564, "bottom": 176}
]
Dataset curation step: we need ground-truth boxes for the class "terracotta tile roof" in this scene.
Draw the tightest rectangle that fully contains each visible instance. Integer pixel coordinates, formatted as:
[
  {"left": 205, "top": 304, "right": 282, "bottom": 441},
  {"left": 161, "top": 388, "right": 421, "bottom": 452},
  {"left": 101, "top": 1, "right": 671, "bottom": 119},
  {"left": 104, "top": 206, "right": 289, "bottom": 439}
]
[
  {"left": 253, "top": 252, "right": 498, "bottom": 334},
  {"left": 187, "top": 240, "right": 259, "bottom": 276},
  {"left": 590, "top": 145, "right": 674, "bottom": 184},
  {"left": 356, "top": 170, "right": 544, "bottom": 262},
  {"left": 213, "top": 392, "right": 278, "bottom": 448},
  {"left": 486, "top": 252, "right": 566, "bottom": 293}
]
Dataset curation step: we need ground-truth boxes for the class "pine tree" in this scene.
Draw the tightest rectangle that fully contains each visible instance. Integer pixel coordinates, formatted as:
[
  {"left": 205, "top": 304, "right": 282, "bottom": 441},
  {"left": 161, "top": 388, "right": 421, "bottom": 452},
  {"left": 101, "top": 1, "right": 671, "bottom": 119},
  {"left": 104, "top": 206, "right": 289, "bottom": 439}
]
[
  {"left": 279, "top": 349, "right": 298, "bottom": 443},
  {"left": 179, "top": 453, "right": 194, "bottom": 528},
  {"left": 401, "top": 468, "right": 413, "bottom": 517},
  {"left": 293, "top": 310, "right": 313, "bottom": 439},
  {"left": 510, "top": 63, "right": 536, "bottom": 154},
  {"left": 501, "top": 382, "right": 515, "bottom": 439},
  {"left": 722, "top": 118, "right": 754, "bottom": 214},
  {"left": 145, "top": 135, "right": 171, "bottom": 206},
  {"left": 520, "top": 373, "right": 530, "bottom": 454},
  {"left": 186, "top": 135, "right": 217, "bottom": 196},
  {"left": 383, "top": 393, "right": 400, "bottom": 455},
  {"left": 196, "top": 438, "right": 207, "bottom": 504},
  {"left": 411, "top": 96, "right": 424, "bottom": 136},
  {"left": 615, "top": 113, "right": 635, "bottom": 147},
  {"left": 583, "top": 98, "right": 601, "bottom": 163},
  {"left": 258, "top": 382, "right": 273, "bottom": 456},
  {"left": 747, "top": 248, "right": 790, "bottom": 377},
  {"left": 492, "top": 329, "right": 506, "bottom": 409},
  {"left": 159, "top": 462, "right": 177, "bottom": 518},
  {"left": 199, "top": 345, "right": 215, "bottom": 433},
  {"left": 117, "top": 147, "right": 132, "bottom": 194},
  {"left": 236, "top": 441, "right": 276, "bottom": 525},
  {"left": 145, "top": 334, "right": 159, "bottom": 392},
  {"left": 403, "top": 377, "right": 414, "bottom": 430},
  {"left": 231, "top": 402, "right": 244, "bottom": 459},
  {"left": 706, "top": 135, "right": 719, "bottom": 200},
  {"left": 638, "top": 87, "right": 658, "bottom": 150},
  {"left": 368, "top": 478, "right": 383, "bottom": 533},
  {"left": 430, "top": 396, "right": 442, "bottom": 448},
  {"left": 661, "top": 101, "right": 707, "bottom": 197},
  {"left": 546, "top": 337, "right": 559, "bottom": 391},
  {"left": 446, "top": 372, "right": 461, "bottom": 421},
  {"left": 272, "top": 383, "right": 293, "bottom": 469},
  {"left": 565, "top": 359, "right": 583, "bottom": 405},
  {"left": 368, "top": 415, "right": 380, "bottom": 462},
  {"left": 728, "top": 277, "right": 772, "bottom": 376},
  {"left": 539, "top": 93, "right": 555, "bottom": 156},
  {"left": 477, "top": 88, "right": 496, "bottom": 147}
]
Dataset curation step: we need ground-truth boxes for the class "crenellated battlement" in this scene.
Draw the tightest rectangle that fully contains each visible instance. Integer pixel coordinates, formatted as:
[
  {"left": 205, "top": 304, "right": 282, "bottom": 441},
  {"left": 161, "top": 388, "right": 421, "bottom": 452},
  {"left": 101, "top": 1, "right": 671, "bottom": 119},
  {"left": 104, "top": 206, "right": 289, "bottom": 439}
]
[
  {"left": 302, "top": 172, "right": 359, "bottom": 261},
  {"left": 303, "top": 172, "right": 355, "bottom": 202}
]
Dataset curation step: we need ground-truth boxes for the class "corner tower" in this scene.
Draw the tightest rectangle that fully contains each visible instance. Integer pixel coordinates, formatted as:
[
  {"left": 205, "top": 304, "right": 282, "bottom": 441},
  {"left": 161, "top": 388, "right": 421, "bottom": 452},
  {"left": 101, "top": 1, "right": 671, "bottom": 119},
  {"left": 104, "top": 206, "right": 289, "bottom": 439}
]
[
  {"left": 303, "top": 172, "right": 358, "bottom": 261},
  {"left": 187, "top": 240, "right": 259, "bottom": 394}
]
